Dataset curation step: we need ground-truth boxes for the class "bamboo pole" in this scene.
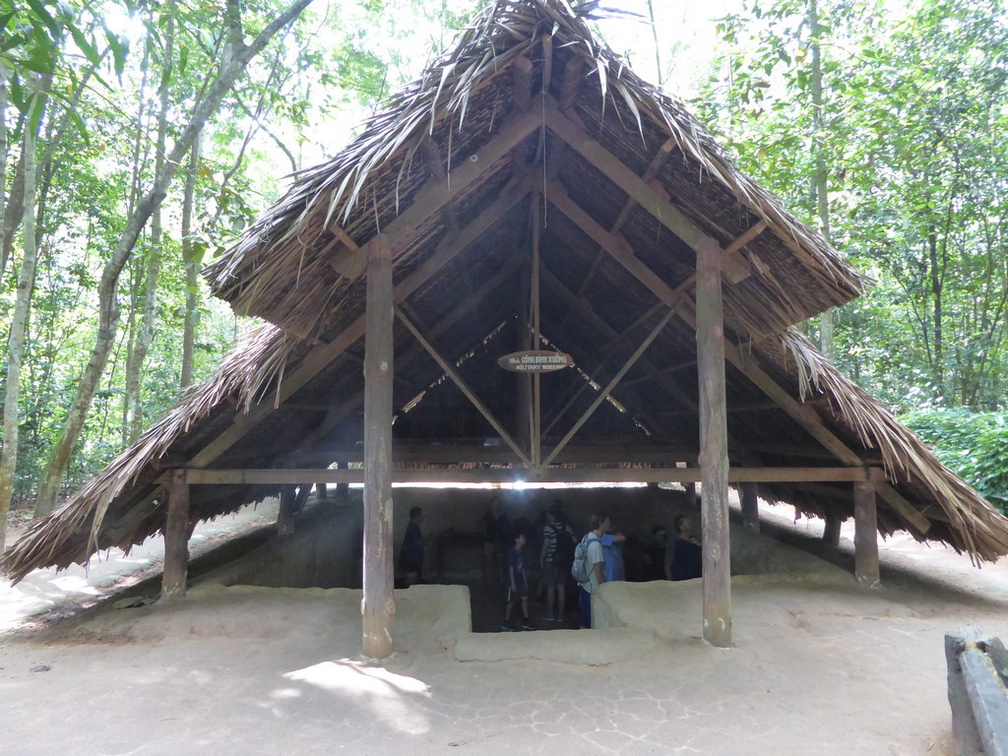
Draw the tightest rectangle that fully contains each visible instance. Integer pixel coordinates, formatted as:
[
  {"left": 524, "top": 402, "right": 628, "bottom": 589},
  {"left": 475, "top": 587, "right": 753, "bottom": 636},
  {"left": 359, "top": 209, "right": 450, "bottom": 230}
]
[
  {"left": 696, "top": 237, "right": 732, "bottom": 648},
  {"left": 362, "top": 234, "right": 395, "bottom": 659}
]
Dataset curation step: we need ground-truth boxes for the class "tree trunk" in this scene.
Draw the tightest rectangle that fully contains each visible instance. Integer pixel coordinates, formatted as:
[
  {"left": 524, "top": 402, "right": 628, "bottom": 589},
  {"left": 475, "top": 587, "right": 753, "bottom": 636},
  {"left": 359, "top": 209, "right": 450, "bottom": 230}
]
[
  {"left": 33, "top": 0, "right": 317, "bottom": 518},
  {"left": 180, "top": 136, "right": 202, "bottom": 391},
  {"left": 0, "top": 76, "right": 8, "bottom": 282},
  {"left": 808, "top": 0, "right": 834, "bottom": 360},
  {"left": 928, "top": 227, "right": 943, "bottom": 394},
  {"left": 124, "top": 13, "right": 174, "bottom": 443},
  {"left": 1, "top": 84, "right": 42, "bottom": 548}
]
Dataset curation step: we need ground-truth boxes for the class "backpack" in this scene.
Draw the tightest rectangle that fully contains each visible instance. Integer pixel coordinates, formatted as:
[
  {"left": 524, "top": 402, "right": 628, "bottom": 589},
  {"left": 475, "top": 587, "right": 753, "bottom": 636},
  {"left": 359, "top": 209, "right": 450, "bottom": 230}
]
[
  {"left": 554, "top": 523, "right": 576, "bottom": 568},
  {"left": 571, "top": 533, "right": 599, "bottom": 583}
]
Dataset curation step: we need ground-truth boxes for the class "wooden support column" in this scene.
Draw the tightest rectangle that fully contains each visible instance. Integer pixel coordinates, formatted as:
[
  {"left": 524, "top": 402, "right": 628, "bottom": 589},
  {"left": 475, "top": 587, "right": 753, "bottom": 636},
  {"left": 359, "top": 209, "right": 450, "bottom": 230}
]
[
  {"left": 277, "top": 485, "right": 297, "bottom": 537},
  {"left": 741, "top": 483, "right": 759, "bottom": 535},
  {"left": 854, "top": 481, "right": 880, "bottom": 587},
  {"left": 336, "top": 460, "right": 349, "bottom": 503},
  {"left": 362, "top": 234, "right": 395, "bottom": 659},
  {"left": 161, "top": 469, "right": 190, "bottom": 601},
  {"left": 696, "top": 237, "right": 732, "bottom": 648},
  {"left": 822, "top": 515, "right": 841, "bottom": 546}
]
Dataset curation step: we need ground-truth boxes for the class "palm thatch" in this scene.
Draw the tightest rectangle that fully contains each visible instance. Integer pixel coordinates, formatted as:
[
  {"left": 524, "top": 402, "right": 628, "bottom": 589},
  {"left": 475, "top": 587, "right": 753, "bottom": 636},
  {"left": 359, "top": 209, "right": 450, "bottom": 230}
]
[
  {"left": 205, "top": 0, "right": 865, "bottom": 341},
  {"left": 4, "top": 0, "right": 1008, "bottom": 584}
]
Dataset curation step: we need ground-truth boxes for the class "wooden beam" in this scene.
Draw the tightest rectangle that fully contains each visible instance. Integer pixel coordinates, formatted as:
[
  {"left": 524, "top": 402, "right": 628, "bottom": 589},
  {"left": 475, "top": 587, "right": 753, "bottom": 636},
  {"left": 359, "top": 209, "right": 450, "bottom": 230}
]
[
  {"left": 696, "top": 236, "right": 732, "bottom": 648},
  {"left": 189, "top": 182, "right": 531, "bottom": 470},
  {"left": 531, "top": 195, "right": 542, "bottom": 466},
  {"left": 395, "top": 306, "right": 532, "bottom": 467},
  {"left": 741, "top": 483, "right": 760, "bottom": 534},
  {"left": 558, "top": 54, "right": 585, "bottom": 110},
  {"left": 542, "top": 303, "right": 665, "bottom": 435},
  {"left": 541, "top": 33, "right": 553, "bottom": 95},
  {"left": 512, "top": 55, "right": 533, "bottom": 111},
  {"left": 363, "top": 233, "right": 395, "bottom": 659},
  {"left": 822, "top": 515, "right": 841, "bottom": 545},
  {"left": 181, "top": 466, "right": 886, "bottom": 486},
  {"left": 277, "top": 484, "right": 297, "bottom": 536},
  {"left": 876, "top": 479, "right": 933, "bottom": 533},
  {"left": 543, "top": 97, "right": 752, "bottom": 283},
  {"left": 854, "top": 480, "right": 881, "bottom": 587},
  {"left": 542, "top": 309, "right": 675, "bottom": 467},
  {"left": 292, "top": 259, "right": 524, "bottom": 456},
  {"left": 161, "top": 469, "right": 189, "bottom": 601}
]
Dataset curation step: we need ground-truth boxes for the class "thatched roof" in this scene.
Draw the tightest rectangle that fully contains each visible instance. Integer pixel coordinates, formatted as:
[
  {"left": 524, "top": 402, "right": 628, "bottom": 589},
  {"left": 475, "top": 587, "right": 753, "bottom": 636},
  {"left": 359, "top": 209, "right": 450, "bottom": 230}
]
[{"left": 5, "top": 0, "right": 1008, "bottom": 583}]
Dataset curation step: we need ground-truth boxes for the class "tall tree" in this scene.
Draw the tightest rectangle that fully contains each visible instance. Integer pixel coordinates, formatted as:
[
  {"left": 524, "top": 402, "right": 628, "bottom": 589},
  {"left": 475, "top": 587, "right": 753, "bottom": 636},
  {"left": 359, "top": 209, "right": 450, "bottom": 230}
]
[
  {"left": 0, "top": 77, "right": 44, "bottom": 550},
  {"left": 33, "top": 0, "right": 316, "bottom": 517}
]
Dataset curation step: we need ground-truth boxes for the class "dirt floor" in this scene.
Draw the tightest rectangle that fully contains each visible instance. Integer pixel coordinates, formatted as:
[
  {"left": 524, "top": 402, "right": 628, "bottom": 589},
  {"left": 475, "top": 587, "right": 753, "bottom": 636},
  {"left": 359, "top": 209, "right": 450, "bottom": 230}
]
[{"left": 2, "top": 497, "right": 1008, "bottom": 755}]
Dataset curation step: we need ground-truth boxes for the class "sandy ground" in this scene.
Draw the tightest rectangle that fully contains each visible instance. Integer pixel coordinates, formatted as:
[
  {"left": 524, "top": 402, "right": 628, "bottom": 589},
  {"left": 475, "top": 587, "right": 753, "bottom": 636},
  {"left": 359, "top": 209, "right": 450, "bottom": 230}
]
[{"left": 1, "top": 502, "right": 1007, "bottom": 755}]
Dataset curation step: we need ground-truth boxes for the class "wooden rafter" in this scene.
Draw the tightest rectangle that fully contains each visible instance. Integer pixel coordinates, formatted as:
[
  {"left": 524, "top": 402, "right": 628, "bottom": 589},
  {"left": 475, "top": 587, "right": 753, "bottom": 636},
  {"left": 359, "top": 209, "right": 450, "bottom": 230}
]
[
  {"left": 542, "top": 308, "right": 675, "bottom": 466},
  {"left": 189, "top": 182, "right": 532, "bottom": 469},
  {"left": 183, "top": 466, "right": 883, "bottom": 485},
  {"left": 541, "top": 302, "right": 665, "bottom": 435},
  {"left": 288, "top": 260, "right": 525, "bottom": 459},
  {"left": 395, "top": 305, "right": 532, "bottom": 467},
  {"left": 543, "top": 96, "right": 753, "bottom": 283}
]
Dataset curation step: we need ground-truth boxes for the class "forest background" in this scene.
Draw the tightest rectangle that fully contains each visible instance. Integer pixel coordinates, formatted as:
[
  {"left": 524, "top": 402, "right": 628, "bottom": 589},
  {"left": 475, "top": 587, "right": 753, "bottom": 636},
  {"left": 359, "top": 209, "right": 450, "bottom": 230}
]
[{"left": 1, "top": 0, "right": 1007, "bottom": 551}]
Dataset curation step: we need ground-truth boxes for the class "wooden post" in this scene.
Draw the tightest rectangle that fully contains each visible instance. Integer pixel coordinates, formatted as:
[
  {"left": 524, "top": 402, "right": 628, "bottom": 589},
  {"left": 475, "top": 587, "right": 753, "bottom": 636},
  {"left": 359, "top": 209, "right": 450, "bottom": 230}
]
[
  {"left": 362, "top": 234, "right": 395, "bottom": 659},
  {"left": 161, "top": 469, "right": 190, "bottom": 601},
  {"left": 277, "top": 485, "right": 296, "bottom": 537},
  {"left": 696, "top": 237, "right": 732, "bottom": 648},
  {"left": 315, "top": 481, "right": 329, "bottom": 500},
  {"left": 741, "top": 483, "right": 759, "bottom": 535},
  {"left": 336, "top": 460, "right": 349, "bottom": 503},
  {"left": 853, "top": 481, "right": 880, "bottom": 587},
  {"left": 822, "top": 515, "right": 841, "bottom": 546}
]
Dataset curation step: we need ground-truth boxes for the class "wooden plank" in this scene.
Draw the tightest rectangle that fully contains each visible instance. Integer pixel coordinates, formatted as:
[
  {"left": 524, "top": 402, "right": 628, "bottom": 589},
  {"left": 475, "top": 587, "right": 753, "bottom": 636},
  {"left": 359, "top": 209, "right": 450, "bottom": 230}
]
[
  {"left": 741, "top": 483, "right": 760, "bottom": 534},
  {"left": 362, "top": 234, "right": 395, "bottom": 659},
  {"left": 853, "top": 480, "right": 881, "bottom": 587},
  {"left": 542, "top": 309, "right": 674, "bottom": 467},
  {"left": 395, "top": 306, "right": 532, "bottom": 467},
  {"left": 181, "top": 466, "right": 884, "bottom": 486},
  {"left": 696, "top": 236, "right": 732, "bottom": 648},
  {"left": 161, "top": 469, "right": 189, "bottom": 601}
]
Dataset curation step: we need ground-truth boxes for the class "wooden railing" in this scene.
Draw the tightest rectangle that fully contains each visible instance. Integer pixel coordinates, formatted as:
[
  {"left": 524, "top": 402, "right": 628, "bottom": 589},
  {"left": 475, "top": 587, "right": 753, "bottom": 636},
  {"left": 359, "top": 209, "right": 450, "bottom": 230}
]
[{"left": 946, "top": 627, "right": 1008, "bottom": 755}]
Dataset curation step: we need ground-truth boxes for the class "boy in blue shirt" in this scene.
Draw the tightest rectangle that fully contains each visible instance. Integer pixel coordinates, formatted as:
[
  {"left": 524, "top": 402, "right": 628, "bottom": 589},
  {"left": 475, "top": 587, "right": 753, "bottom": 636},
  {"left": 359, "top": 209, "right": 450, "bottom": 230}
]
[{"left": 501, "top": 531, "right": 536, "bottom": 631}]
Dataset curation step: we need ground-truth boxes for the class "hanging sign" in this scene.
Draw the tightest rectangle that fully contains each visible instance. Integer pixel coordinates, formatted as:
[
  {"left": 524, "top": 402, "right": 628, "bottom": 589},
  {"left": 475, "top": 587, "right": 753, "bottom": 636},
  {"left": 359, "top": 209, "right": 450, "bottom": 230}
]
[{"left": 497, "top": 350, "right": 573, "bottom": 373}]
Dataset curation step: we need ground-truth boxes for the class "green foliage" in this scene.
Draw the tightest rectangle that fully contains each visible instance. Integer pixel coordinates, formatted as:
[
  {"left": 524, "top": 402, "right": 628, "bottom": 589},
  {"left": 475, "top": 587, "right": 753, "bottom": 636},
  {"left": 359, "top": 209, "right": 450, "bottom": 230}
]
[
  {"left": 902, "top": 409, "right": 1008, "bottom": 513},
  {"left": 701, "top": 0, "right": 1008, "bottom": 412}
]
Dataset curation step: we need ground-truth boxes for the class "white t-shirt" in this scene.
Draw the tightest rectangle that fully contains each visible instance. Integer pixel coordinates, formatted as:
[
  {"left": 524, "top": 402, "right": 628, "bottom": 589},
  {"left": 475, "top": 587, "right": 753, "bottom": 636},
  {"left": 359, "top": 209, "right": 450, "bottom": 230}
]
[{"left": 579, "top": 534, "right": 605, "bottom": 592}]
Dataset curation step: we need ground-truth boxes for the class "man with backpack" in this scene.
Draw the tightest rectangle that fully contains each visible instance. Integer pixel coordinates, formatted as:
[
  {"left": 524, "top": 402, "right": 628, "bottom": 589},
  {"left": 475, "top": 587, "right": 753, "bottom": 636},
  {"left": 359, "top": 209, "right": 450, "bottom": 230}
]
[{"left": 572, "top": 513, "right": 610, "bottom": 629}]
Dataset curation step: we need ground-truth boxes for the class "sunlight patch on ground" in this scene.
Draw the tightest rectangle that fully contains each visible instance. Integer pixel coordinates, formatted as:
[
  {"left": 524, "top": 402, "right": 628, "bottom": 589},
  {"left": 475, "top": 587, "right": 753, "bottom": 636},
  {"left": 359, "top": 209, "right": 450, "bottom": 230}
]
[{"left": 283, "top": 659, "right": 431, "bottom": 733}]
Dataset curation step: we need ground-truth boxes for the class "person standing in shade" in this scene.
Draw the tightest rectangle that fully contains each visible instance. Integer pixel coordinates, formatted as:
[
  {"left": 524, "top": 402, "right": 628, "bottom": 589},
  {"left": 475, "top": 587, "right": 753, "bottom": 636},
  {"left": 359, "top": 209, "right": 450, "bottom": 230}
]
[
  {"left": 666, "top": 513, "right": 702, "bottom": 581},
  {"left": 501, "top": 531, "right": 535, "bottom": 631},
  {"left": 540, "top": 504, "right": 576, "bottom": 621},
  {"left": 400, "top": 506, "right": 425, "bottom": 586},
  {"left": 577, "top": 514, "right": 610, "bottom": 629}
]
